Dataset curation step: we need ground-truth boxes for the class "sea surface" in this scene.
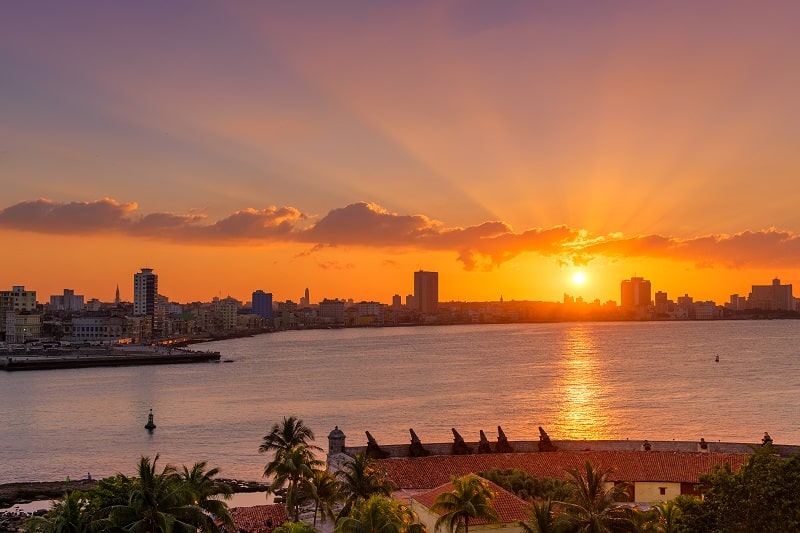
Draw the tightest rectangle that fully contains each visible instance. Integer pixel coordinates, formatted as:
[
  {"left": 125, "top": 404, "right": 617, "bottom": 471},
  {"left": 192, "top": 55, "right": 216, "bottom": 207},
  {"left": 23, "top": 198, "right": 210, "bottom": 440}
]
[{"left": 2, "top": 321, "right": 799, "bottom": 484}]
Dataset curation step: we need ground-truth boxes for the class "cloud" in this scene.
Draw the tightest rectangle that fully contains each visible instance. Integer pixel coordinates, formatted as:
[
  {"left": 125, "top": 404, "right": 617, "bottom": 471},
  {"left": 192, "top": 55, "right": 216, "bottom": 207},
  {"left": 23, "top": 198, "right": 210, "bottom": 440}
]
[
  {"left": 3, "top": 198, "right": 800, "bottom": 272},
  {"left": 0, "top": 198, "right": 137, "bottom": 233},
  {"left": 581, "top": 229, "right": 800, "bottom": 269}
]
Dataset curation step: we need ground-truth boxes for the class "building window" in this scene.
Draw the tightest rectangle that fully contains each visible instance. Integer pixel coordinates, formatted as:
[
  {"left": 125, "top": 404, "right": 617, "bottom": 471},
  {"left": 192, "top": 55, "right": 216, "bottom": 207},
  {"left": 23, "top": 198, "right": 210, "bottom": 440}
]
[{"left": 659, "top": 487, "right": 667, "bottom": 495}]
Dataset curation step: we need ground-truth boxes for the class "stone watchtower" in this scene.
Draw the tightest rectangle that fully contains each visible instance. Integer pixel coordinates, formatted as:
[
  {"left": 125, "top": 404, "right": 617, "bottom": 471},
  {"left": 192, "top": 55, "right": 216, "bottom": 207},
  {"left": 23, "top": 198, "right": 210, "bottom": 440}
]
[
  {"left": 328, "top": 426, "right": 346, "bottom": 454},
  {"left": 327, "top": 426, "right": 348, "bottom": 472}
]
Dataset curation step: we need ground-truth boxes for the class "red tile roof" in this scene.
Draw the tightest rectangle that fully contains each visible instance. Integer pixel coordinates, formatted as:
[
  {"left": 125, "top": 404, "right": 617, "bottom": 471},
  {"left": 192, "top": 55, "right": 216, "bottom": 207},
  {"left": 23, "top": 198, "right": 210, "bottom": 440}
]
[
  {"left": 414, "top": 479, "right": 532, "bottom": 525},
  {"left": 378, "top": 451, "right": 751, "bottom": 489},
  {"left": 229, "top": 504, "right": 288, "bottom": 533}
]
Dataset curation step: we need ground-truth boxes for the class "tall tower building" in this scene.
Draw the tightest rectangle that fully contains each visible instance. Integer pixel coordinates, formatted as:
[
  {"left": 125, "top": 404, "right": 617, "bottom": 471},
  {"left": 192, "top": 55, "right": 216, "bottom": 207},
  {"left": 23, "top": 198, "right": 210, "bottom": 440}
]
[
  {"left": 414, "top": 270, "right": 439, "bottom": 314},
  {"left": 621, "top": 276, "right": 651, "bottom": 308},
  {"left": 133, "top": 268, "right": 158, "bottom": 316},
  {"left": 115, "top": 284, "right": 120, "bottom": 305},
  {"left": 252, "top": 290, "right": 273, "bottom": 322}
]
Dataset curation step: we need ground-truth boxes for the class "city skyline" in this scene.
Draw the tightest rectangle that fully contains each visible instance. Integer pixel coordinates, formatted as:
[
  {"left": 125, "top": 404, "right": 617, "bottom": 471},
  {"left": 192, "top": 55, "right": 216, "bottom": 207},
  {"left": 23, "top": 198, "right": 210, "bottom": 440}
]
[
  {"left": 1, "top": 269, "right": 795, "bottom": 311},
  {"left": 3, "top": 3, "right": 800, "bottom": 305}
]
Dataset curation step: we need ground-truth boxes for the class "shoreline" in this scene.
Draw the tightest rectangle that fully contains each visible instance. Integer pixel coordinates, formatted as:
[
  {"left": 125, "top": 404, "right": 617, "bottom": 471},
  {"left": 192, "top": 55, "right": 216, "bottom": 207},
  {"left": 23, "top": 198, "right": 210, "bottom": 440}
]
[{"left": 0, "top": 478, "right": 269, "bottom": 507}]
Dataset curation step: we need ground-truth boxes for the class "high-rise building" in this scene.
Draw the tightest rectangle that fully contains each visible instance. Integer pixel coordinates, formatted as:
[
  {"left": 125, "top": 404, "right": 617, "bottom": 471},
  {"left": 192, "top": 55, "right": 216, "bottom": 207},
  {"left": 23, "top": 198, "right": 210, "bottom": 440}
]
[
  {"left": 749, "top": 278, "right": 793, "bottom": 310},
  {"left": 620, "top": 276, "right": 651, "bottom": 308},
  {"left": 414, "top": 270, "right": 439, "bottom": 314},
  {"left": 133, "top": 268, "right": 158, "bottom": 317},
  {"left": 252, "top": 290, "right": 273, "bottom": 321},
  {"left": 300, "top": 288, "right": 310, "bottom": 307}
]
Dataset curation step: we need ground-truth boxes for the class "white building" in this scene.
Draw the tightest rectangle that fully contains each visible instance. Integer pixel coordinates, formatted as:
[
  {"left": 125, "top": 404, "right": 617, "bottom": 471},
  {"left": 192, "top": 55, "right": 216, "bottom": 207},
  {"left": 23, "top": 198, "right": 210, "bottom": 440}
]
[{"left": 133, "top": 268, "right": 158, "bottom": 317}]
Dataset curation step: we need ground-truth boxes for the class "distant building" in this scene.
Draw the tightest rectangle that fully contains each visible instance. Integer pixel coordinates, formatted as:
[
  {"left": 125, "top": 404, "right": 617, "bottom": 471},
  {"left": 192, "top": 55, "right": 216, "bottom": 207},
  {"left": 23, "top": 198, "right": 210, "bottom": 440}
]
[
  {"left": 748, "top": 278, "right": 793, "bottom": 311},
  {"left": 0, "top": 286, "right": 37, "bottom": 339},
  {"left": 50, "top": 289, "right": 85, "bottom": 312},
  {"left": 5, "top": 311, "right": 41, "bottom": 343},
  {"left": 300, "top": 288, "right": 310, "bottom": 307},
  {"left": 392, "top": 294, "right": 402, "bottom": 309},
  {"left": 318, "top": 298, "right": 345, "bottom": 325},
  {"left": 252, "top": 290, "right": 273, "bottom": 322},
  {"left": 133, "top": 268, "right": 158, "bottom": 317},
  {"left": 620, "top": 277, "right": 651, "bottom": 308},
  {"left": 414, "top": 270, "right": 439, "bottom": 314}
]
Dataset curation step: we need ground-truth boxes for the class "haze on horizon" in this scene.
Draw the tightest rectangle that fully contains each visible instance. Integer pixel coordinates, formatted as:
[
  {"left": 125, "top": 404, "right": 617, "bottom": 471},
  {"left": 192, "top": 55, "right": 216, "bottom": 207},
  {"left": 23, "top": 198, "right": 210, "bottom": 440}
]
[{"left": 2, "top": 1, "right": 799, "bottom": 305}]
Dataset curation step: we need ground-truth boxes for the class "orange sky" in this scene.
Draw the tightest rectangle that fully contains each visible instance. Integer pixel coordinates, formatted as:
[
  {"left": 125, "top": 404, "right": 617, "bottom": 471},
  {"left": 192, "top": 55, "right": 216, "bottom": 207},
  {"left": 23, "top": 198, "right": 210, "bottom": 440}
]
[{"left": 2, "top": 2, "right": 799, "bottom": 305}]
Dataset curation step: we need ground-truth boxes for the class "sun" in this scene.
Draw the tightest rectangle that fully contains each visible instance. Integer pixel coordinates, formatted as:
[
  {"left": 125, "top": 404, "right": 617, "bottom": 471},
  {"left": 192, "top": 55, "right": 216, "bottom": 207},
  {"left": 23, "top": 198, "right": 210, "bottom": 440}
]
[{"left": 572, "top": 271, "right": 587, "bottom": 285}]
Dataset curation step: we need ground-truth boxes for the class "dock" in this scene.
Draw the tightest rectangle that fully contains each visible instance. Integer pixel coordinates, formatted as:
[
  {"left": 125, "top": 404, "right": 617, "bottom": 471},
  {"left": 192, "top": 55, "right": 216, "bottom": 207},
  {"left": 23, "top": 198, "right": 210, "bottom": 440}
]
[{"left": 0, "top": 348, "right": 221, "bottom": 371}]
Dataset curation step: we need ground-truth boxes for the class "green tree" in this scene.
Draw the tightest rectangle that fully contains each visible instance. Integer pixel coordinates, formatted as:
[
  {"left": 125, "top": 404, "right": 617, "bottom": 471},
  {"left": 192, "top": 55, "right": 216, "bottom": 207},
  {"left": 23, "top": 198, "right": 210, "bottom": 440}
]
[
  {"left": 646, "top": 500, "right": 681, "bottom": 533},
  {"left": 337, "top": 451, "right": 395, "bottom": 519},
  {"left": 301, "top": 468, "right": 341, "bottom": 527},
  {"left": 265, "top": 444, "right": 325, "bottom": 522},
  {"left": 103, "top": 455, "right": 207, "bottom": 533},
  {"left": 519, "top": 499, "right": 570, "bottom": 533},
  {"left": 273, "top": 521, "right": 319, "bottom": 533},
  {"left": 686, "top": 447, "right": 800, "bottom": 532},
  {"left": 431, "top": 474, "right": 500, "bottom": 533},
  {"left": 558, "top": 461, "right": 633, "bottom": 533},
  {"left": 480, "top": 468, "right": 574, "bottom": 503},
  {"left": 259, "top": 416, "right": 320, "bottom": 456},
  {"left": 335, "top": 494, "right": 422, "bottom": 533},
  {"left": 25, "top": 491, "right": 93, "bottom": 533},
  {"left": 177, "top": 461, "right": 234, "bottom": 532}
]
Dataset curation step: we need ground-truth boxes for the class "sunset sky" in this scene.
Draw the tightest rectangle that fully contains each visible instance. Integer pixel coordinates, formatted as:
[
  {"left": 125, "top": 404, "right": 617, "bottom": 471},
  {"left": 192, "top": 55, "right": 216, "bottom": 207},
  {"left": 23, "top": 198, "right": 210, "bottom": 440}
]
[{"left": 2, "top": 1, "right": 799, "bottom": 306}]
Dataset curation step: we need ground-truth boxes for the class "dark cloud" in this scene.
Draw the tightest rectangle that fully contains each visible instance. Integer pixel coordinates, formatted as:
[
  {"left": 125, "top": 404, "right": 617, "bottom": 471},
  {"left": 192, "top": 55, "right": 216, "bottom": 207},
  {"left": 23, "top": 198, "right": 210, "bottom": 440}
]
[
  {"left": 0, "top": 198, "right": 136, "bottom": 233},
  {"left": 2, "top": 198, "right": 800, "bottom": 272}
]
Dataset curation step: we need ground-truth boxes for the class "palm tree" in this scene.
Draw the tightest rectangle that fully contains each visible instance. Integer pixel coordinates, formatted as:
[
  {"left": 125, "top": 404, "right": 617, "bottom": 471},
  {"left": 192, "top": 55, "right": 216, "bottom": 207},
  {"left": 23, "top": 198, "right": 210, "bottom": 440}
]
[
  {"left": 25, "top": 491, "right": 93, "bottom": 533},
  {"left": 302, "top": 469, "right": 341, "bottom": 527},
  {"left": 265, "top": 444, "right": 325, "bottom": 522},
  {"left": 104, "top": 455, "right": 206, "bottom": 533},
  {"left": 335, "top": 494, "right": 421, "bottom": 533},
  {"left": 519, "top": 499, "right": 569, "bottom": 533},
  {"left": 259, "top": 416, "right": 321, "bottom": 455},
  {"left": 648, "top": 501, "right": 681, "bottom": 533},
  {"left": 337, "top": 451, "right": 396, "bottom": 518},
  {"left": 431, "top": 475, "right": 500, "bottom": 533},
  {"left": 178, "top": 461, "right": 234, "bottom": 532},
  {"left": 558, "top": 461, "right": 633, "bottom": 533}
]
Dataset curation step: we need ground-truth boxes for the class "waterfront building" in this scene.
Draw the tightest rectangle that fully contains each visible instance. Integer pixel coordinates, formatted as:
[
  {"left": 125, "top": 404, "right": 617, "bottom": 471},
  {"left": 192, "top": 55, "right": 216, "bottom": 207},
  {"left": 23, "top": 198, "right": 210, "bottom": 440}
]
[
  {"left": 67, "top": 315, "right": 128, "bottom": 343},
  {"left": 620, "top": 277, "right": 651, "bottom": 308},
  {"left": 4, "top": 311, "right": 42, "bottom": 343},
  {"left": 0, "top": 286, "right": 37, "bottom": 338},
  {"left": 49, "top": 288, "right": 85, "bottom": 312},
  {"left": 356, "top": 301, "right": 384, "bottom": 325},
  {"left": 748, "top": 278, "right": 793, "bottom": 310},
  {"left": 252, "top": 290, "right": 273, "bottom": 322},
  {"left": 693, "top": 301, "right": 718, "bottom": 320},
  {"left": 319, "top": 298, "right": 345, "bottom": 325},
  {"left": 133, "top": 268, "right": 158, "bottom": 317},
  {"left": 392, "top": 294, "right": 402, "bottom": 309},
  {"left": 414, "top": 270, "right": 439, "bottom": 314}
]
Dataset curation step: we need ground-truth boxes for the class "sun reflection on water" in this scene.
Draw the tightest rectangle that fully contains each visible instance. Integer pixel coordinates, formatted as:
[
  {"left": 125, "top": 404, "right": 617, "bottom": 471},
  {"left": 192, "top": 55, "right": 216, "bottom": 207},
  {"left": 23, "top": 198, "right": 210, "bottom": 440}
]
[{"left": 553, "top": 325, "right": 613, "bottom": 440}]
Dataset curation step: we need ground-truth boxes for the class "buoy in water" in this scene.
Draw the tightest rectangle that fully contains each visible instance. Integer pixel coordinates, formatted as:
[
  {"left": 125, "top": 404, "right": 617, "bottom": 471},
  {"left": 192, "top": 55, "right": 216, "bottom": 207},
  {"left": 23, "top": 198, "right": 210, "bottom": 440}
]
[
  {"left": 145, "top": 408, "right": 156, "bottom": 431},
  {"left": 715, "top": 355, "right": 719, "bottom": 362}
]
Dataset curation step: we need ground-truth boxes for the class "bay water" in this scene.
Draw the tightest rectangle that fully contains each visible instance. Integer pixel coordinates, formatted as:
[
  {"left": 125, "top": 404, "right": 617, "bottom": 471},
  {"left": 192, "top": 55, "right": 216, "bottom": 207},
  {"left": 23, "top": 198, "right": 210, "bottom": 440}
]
[{"left": 2, "top": 321, "right": 799, "bottom": 484}]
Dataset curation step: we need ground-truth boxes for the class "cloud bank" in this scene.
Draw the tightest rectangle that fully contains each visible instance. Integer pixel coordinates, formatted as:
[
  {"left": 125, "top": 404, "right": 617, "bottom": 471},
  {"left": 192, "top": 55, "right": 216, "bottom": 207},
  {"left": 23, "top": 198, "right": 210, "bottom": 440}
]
[{"left": 1, "top": 198, "right": 798, "bottom": 271}]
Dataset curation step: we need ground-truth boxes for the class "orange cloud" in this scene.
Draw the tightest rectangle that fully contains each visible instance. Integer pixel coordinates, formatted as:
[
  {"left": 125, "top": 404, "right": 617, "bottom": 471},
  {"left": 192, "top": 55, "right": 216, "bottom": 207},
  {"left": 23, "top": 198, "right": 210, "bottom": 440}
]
[{"left": 3, "top": 198, "right": 800, "bottom": 273}]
